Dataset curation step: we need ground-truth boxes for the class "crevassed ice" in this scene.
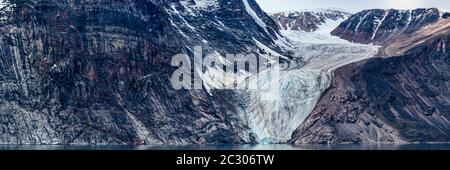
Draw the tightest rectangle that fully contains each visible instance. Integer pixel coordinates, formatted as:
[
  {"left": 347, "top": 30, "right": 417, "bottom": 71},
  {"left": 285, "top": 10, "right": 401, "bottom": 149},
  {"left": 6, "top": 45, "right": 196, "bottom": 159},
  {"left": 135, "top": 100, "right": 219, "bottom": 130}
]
[
  {"left": 237, "top": 23, "right": 379, "bottom": 143},
  {"left": 241, "top": 68, "right": 331, "bottom": 143}
]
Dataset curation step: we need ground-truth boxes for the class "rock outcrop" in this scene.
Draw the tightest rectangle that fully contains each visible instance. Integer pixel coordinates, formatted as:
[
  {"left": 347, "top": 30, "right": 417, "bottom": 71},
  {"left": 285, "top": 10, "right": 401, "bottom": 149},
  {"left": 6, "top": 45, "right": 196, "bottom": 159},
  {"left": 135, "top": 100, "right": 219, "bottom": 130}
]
[
  {"left": 0, "top": 0, "right": 287, "bottom": 144},
  {"left": 271, "top": 9, "right": 350, "bottom": 32},
  {"left": 331, "top": 8, "right": 443, "bottom": 44},
  {"left": 290, "top": 31, "right": 450, "bottom": 144}
]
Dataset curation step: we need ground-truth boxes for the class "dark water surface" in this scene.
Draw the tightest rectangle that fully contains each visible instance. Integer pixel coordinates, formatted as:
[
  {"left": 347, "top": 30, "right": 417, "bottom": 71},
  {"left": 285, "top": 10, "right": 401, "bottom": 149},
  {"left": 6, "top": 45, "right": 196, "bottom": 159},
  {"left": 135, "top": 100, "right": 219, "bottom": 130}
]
[{"left": 1, "top": 144, "right": 450, "bottom": 150}]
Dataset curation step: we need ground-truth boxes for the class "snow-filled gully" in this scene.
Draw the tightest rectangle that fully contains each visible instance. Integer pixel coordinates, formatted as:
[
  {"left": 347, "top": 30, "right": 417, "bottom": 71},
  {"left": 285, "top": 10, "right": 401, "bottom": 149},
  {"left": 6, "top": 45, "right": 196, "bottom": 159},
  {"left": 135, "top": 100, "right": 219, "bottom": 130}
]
[{"left": 236, "top": 30, "right": 379, "bottom": 144}]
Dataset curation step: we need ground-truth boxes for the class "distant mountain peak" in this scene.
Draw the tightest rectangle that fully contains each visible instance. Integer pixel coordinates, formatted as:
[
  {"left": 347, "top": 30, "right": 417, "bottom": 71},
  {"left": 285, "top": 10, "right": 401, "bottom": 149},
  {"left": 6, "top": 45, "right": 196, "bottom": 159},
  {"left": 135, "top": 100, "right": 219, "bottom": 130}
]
[
  {"left": 270, "top": 8, "right": 351, "bottom": 33},
  {"left": 331, "top": 8, "right": 446, "bottom": 44},
  {"left": 273, "top": 8, "right": 351, "bottom": 15}
]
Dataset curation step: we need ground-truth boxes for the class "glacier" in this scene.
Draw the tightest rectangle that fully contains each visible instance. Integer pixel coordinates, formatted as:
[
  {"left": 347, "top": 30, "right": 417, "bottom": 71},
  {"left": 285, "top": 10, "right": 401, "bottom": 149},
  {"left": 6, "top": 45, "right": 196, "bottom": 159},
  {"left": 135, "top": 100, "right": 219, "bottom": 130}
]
[{"left": 235, "top": 21, "right": 380, "bottom": 143}]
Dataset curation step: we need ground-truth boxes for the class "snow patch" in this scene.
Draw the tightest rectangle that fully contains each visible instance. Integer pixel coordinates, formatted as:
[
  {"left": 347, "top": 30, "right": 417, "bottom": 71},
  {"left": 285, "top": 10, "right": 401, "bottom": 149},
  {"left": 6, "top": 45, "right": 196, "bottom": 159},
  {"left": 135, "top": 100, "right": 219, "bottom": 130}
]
[
  {"left": 242, "top": 0, "right": 269, "bottom": 34},
  {"left": 355, "top": 13, "right": 369, "bottom": 32},
  {"left": 181, "top": 0, "right": 219, "bottom": 10},
  {"left": 170, "top": 4, "right": 197, "bottom": 32},
  {"left": 372, "top": 9, "right": 389, "bottom": 40},
  {"left": 253, "top": 38, "right": 288, "bottom": 60},
  {"left": 316, "top": 17, "right": 347, "bottom": 35}
]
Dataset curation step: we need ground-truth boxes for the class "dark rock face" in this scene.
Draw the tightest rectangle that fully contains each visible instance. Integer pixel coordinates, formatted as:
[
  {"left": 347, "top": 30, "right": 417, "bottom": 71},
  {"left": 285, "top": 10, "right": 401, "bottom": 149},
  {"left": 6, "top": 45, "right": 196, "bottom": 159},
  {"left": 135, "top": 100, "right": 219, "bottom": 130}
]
[
  {"left": 443, "top": 12, "right": 450, "bottom": 19},
  {"left": 290, "top": 33, "right": 450, "bottom": 144},
  {"left": 331, "top": 8, "right": 443, "bottom": 44},
  {"left": 271, "top": 9, "right": 350, "bottom": 32},
  {"left": 0, "top": 0, "right": 285, "bottom": 144}
]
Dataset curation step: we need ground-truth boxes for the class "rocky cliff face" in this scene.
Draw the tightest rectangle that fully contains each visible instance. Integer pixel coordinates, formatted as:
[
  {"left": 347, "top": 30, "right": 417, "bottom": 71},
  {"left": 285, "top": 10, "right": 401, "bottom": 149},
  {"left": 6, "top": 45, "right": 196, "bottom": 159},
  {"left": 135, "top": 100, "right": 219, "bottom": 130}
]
[
  {"left": 0, "top": 0, "right": 287, "bottom": 144},
  {"left": 331, "top": 8, "right": 443, "bottom": 44},
  {"left": 2, "top": 0, "right": 449, "bottom": 145},
  {"left": 271, "top": 9, "right": 350, "bottom": 32},
  {"left": 289, "top": 9, "right": 450, "bottom": 144},
  {"left": 290, "top": 32, "right": 450, "bottom": 144}
]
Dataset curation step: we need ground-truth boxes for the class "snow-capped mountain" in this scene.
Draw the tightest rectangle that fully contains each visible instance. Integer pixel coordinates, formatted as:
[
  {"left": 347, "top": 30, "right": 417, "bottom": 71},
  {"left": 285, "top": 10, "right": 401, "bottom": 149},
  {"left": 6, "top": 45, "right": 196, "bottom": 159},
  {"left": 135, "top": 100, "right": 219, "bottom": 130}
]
[
  {"left": 0, "top": 0, "right": 289, "bottom": 144},
  {"left": 1, "top": 0, "right": 450, "bottom": 145},
  {"left": 290, "top": 8, "right": 450, "bottom": 144},
  {"left": 167, "top": 0, "right": 289, "bottom": 54},
  {"left": 332, "top": 8, "right": 445, "bottom": 44},
  {"left": 291, "top": 31, "right": 450, "bottom": 144},
  {"left": 271, "top": 9, "right": 351, "bottom": 33},
  {"left": 260, "top": 7, "right": 450, "bottom": 144},
  {"left": 233, "top": 9, "right": 378, "bottom": 143}
]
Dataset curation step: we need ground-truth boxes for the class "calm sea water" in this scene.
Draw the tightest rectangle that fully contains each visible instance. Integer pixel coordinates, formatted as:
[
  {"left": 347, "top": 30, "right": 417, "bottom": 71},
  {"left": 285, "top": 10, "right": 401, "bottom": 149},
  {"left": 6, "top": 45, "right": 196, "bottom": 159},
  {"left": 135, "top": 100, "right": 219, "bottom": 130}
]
[{"left": 1, "top": 144, "right": 450, "bottom": 150}]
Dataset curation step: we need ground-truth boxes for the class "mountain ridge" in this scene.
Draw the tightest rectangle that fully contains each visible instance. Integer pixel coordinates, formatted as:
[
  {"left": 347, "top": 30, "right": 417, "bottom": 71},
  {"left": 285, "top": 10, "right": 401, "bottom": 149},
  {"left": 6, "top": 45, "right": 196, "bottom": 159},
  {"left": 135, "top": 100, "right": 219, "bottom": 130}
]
[
  {"left": 0, "top": 0, "right": 449, "bottom": 145},
  {"left": 0, "top": 0, "right": 288, "bottom": 144},
  {"left": 331, "top": 8, "right": 445, "bottom": 45},
  {"left": 289, "top": 8, "right": 450, "bottom": 144},
  {"left": 270, "top": 9, "right": 351, "bottom": 32},
  {"left": 291, "top": 31, "right": 450, "bottom": 144}
]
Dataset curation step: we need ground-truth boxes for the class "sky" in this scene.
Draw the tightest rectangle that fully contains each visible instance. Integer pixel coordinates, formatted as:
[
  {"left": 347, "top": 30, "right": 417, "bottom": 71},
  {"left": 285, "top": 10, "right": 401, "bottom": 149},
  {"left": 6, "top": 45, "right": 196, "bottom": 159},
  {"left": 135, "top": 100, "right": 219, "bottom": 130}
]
[{"left": 256, "top": 0, "right": 450, "bottom": 13}]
